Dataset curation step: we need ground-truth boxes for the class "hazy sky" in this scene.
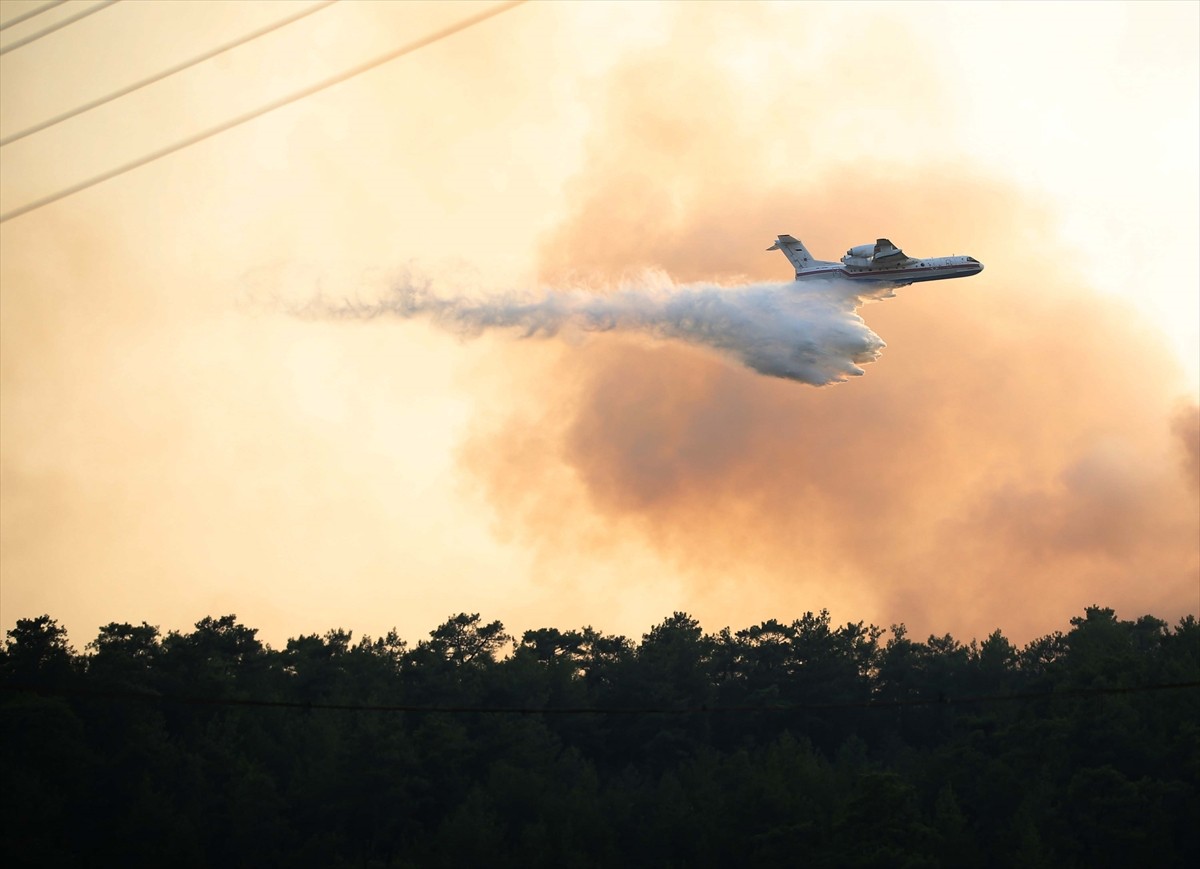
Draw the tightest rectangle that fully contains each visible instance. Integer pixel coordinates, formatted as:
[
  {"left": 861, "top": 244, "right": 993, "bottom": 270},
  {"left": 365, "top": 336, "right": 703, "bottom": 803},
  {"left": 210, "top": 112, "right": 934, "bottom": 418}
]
[{"left": 2, "top": 0, "right": 1197, "bottom": 650}]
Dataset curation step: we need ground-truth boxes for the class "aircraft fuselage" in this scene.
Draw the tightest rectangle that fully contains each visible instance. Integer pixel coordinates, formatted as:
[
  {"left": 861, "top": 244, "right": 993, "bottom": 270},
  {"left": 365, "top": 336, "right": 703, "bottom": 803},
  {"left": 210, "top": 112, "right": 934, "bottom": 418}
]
[
  {"left": 768, "top": 235, "right": 983, "bottom": 289},
  {"left": 795, "top": 255, "right": 983, "bottom": 289}
]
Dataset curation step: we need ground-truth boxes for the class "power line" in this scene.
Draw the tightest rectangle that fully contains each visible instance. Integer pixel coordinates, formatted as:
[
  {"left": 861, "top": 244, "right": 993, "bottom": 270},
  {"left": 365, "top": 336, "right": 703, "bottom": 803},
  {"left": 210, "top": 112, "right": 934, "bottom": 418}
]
[
  {"left": 3, "top": 680, "right": 1196, "bottom": 716},
  {"left": 0, "top": 0, "right": 526, "bottom": 223},
  {"left": 0, "top": 0, "right": 338, "bottom": 147},
  {"left": 0, "top": 0, "right": 119, "bottom": 56},
  {"left": 0, "top": 0, "right": 67, "bottom": 32}
]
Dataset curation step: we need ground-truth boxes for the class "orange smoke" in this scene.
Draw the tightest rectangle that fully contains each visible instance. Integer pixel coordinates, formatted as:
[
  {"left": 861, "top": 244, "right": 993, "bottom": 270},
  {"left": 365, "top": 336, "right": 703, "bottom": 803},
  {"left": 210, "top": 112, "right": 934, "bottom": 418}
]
[{"left": 457, "top": 17, "right": 1199, "bottom": 643}]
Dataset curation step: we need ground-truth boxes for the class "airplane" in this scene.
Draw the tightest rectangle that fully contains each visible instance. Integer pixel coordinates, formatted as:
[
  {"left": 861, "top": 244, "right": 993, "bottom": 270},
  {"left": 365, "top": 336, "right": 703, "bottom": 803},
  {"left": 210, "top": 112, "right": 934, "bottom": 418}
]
[{"left": 767, "top": 235, "right": 983, "bottom": 288}]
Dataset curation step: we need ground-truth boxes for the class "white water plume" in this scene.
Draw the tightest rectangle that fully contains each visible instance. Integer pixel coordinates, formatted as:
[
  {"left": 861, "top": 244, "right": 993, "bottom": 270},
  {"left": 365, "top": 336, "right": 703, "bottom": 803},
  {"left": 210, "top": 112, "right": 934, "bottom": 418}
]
[{"left": 297, "top": 274, "right": 894, "bottom": 385}]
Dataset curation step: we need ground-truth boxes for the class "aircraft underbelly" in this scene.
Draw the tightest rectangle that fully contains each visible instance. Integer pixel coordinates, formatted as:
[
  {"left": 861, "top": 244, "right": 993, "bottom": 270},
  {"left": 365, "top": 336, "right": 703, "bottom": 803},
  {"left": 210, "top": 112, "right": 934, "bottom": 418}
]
[
  {"left": 897, "top": 268, "right": 975, "bottom": 284},
  {"left": 796, "top": 266, "right": 973, "bottom": 285}
]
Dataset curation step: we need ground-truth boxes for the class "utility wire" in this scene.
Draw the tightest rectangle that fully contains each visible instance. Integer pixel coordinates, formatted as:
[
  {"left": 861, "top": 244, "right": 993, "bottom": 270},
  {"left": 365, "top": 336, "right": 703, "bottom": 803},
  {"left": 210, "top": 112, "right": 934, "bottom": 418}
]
[
  {"left": 1, "top": 0, "right": 337, "bottom": 147},
  {"left": 0, "top": 0, "right": 526, "bottom": 223},
  {"left": 0, "top": 0, "right": 68, "bottom": 32},
  {"left": 3, "top": 680, "right": 1196, "bottom": 716},
  {"left": 0, "top": 0, "right": 118, "bottom": 56}
]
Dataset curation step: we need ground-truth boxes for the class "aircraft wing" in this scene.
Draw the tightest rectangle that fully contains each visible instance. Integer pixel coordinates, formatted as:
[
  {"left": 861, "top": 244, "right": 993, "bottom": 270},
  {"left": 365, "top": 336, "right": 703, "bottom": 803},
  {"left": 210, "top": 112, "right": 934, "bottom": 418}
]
[
  {"left": 873, "top": 238, "right": 906, "bottom": 262},
  {"left": 873, "top": 238, "right": 906, "bottom": 263}
]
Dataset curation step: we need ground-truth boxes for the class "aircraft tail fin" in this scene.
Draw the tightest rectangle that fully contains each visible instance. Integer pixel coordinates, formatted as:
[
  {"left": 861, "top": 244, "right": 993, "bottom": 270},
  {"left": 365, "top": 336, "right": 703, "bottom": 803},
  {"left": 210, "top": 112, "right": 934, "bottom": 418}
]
[{"left": 767, "top": 234, "right": 816, "bottom": 276}]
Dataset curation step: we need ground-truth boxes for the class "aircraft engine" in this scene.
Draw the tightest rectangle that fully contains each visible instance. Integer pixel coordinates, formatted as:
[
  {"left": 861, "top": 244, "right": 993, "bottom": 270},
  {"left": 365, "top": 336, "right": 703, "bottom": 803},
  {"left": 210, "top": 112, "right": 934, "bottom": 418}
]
[{"left": 847, "top": 243, "right": 875, "bottom": 258}]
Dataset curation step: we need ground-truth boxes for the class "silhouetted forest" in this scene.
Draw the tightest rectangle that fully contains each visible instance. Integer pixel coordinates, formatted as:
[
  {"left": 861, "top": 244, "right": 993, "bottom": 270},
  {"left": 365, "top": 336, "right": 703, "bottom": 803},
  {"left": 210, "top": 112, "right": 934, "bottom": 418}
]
[{"left": 2, "top": 605, "right": 1197, "bottom": 868}]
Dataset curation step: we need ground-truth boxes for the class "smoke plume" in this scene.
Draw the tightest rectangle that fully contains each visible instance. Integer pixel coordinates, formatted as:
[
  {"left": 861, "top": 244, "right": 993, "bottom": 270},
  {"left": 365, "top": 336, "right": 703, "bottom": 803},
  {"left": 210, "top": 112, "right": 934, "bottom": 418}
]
[
  {"left": 443, "top": 8, "right": 1200, "bottom": 644},
  {"left": 300, "top": 276, "right": 895, "bottom": 385}
]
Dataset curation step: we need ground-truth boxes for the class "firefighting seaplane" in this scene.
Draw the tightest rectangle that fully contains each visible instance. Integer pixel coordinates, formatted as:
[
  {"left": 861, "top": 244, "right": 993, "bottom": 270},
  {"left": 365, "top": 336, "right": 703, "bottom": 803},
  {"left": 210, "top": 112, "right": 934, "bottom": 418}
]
[{"left": 768, "top": 235, "right": 982, "bottom": 288}]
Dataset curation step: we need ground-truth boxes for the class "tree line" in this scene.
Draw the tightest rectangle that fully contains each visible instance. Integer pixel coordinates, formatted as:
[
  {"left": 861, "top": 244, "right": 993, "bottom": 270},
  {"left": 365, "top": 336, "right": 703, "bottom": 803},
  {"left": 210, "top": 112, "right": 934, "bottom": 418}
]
[{"left": 2, "top": 605, "right": 1197, "bottom": 868}]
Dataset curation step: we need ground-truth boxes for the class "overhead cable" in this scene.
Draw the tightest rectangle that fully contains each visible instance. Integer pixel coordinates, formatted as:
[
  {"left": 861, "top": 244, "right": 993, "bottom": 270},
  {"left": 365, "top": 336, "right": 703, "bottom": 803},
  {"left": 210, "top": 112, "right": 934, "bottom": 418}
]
[
  {"left": 0, "top": 0, "right": 338, "bottom": 147},
  {"left": 0, "top": 0, "right": 119, "bottom": 56},
  {"left": 0, "top": 0, "right": 68, "bottom": 32},
  {"left": 0, "top": 0, "right": 526, "bottom": 223}
]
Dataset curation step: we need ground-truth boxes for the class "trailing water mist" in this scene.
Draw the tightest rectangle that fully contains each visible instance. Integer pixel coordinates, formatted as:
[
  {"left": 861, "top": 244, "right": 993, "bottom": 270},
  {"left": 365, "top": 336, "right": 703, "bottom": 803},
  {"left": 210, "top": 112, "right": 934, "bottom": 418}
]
[{"left": 301, "top": 276, "right": 894, "bottom": 385}]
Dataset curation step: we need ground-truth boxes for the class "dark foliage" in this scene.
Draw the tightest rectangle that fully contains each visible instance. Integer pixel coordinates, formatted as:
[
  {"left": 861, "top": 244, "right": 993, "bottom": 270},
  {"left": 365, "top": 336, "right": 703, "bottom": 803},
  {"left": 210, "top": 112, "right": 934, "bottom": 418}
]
[{"left": 2, "top": 606, "right": 1197, "bottom": 867}]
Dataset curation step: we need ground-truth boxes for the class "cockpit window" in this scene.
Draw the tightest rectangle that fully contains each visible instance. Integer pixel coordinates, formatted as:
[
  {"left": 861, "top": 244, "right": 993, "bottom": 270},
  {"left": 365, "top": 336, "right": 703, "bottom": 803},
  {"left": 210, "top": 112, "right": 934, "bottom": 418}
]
[{"left": 966, "top": 257, "right": 979, "bottom": 263}]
